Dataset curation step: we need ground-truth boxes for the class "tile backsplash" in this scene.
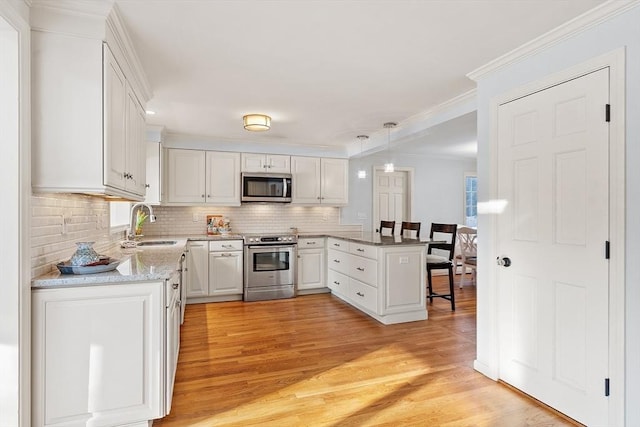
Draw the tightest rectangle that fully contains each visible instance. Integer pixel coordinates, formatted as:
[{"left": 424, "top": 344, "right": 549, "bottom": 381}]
[
  {"left": 141, "top": 205, "right": 361, "bottom": 236},
  {"left": 31, "top": 194, "right": 361, "bottom": 278},
  {"left": 31, "top": 193, "right": 121, "bottom": 278}
]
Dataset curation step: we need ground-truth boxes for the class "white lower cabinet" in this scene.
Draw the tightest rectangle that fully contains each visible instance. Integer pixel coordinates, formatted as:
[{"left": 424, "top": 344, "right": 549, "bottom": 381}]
[
  {"left": 185, "top": 240, "right": 209, "bottom": 298},
  {"left": 32, "top": 279, "right": 179, "bottom": 427},
  {"left": 209, "top": 242, "right": 244, "bottom": 296},
  {"left": 186, "top": 239, "right": 244, "bottom": 302},
  {"left": 296, "top": 237, "right": 327, "bottom": 294},
  {"left": 327, "top": 238, "right": 427, "bottom": 324},
  {"left": 327, "top": 268, "right": 349, "bottom": 297}
]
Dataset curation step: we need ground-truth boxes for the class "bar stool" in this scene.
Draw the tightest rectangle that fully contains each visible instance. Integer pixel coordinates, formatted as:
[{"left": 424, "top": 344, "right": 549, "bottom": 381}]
[{"left": 426, "top": 223, "right": 458, "bottom": 310}]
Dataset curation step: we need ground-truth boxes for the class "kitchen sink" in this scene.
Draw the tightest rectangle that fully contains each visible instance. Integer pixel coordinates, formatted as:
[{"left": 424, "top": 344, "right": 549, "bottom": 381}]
[{"left": 135, "top": 240, "right": 178, "bottom": 247}]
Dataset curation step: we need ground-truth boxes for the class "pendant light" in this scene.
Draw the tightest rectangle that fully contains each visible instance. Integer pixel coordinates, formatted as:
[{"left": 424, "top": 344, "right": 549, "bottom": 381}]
[
  {"left": 383, "top": 122, "right": 397, "bottom": 173},
  {"left": 356, "top": 135, "right": 369, "bottom": 179}
]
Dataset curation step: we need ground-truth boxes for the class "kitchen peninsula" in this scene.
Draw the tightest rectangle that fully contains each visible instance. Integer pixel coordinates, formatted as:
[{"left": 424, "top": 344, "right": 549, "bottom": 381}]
[{"left": 321, "top": 232, "right": 429, "bottom": 325}]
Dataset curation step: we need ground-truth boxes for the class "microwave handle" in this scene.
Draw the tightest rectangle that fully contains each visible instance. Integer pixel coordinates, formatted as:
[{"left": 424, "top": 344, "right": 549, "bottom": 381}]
[{"left": 283, "top": 178, "right": 288, "bottom": 198}]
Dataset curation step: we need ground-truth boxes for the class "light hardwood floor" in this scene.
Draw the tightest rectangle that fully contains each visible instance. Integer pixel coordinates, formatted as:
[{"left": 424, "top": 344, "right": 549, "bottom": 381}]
[{"left": 155, "top": 278, "right": 580, "bottom": 426}]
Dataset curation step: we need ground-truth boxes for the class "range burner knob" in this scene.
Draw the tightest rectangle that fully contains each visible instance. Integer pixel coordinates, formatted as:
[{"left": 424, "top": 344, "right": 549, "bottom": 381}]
[{"left": 277, "top": 237, "right": 283, "bottom": 241}]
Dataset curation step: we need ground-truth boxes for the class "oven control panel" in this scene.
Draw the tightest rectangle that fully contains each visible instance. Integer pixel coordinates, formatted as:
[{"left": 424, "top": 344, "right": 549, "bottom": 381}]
[{"left": 244, "top": 234, "right": 297, "bottom": 244}]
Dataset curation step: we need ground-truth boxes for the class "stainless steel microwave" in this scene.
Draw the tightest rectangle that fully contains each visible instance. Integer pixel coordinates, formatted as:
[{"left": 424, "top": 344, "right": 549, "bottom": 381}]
[{"left": 241, "top": 173, "right": 292, "bottom": 202}]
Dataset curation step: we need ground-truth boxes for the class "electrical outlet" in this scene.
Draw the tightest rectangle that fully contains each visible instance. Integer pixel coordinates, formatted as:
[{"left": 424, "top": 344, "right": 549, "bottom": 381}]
[
  {"left": 61, "top": 211, "right": 72, "bottom": 234},
  {"left": 192, "top": 213, "right": 199, "bottom": 222}
]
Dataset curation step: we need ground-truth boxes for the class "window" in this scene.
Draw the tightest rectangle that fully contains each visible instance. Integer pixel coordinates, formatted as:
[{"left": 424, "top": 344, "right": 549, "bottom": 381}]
[
  {"left": 110, "top": 201, "right": 131, "bottom": 231},
  {"left": 464, "top": 173, "right": 477, "bottom": 227}
]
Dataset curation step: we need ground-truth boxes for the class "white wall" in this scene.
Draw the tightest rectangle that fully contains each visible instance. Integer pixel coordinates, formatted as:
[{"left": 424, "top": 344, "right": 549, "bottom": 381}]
[
  {"left": 474, "top": 4, "right": 640, "bottom": 424},
  {"left": 343, "top": 152, "right": 476, "bottom": 232}
]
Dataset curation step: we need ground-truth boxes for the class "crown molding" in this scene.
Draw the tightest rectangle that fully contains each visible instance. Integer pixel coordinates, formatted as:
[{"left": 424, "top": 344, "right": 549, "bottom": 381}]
[
  {"left": 403, "top": 88, "right": 476, "bottom": 127},
  {"left": 106, "top": 4, "right": 152, "bottom": 102},
  {"left": 467, "top": 0, "right": 640, "bottom": 81},
  {"left": 30, "top": 0, "right": 113, "bottom": 18}
]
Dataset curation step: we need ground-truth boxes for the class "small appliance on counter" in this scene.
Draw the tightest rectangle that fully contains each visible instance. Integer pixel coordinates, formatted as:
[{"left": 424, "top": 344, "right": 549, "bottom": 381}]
[
  {"left": 243, "top": 233, "right": 297, "bottom": 301},
  {"left": 207, "top": 215, "right": 231, "bottom": 235}
]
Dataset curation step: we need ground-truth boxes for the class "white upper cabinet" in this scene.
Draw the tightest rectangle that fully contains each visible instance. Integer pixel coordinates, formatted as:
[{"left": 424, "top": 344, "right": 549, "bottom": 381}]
[
  {"left": 291, "top": 156, "right": 348, "bottom": 205},
  {"left": 241, "top": 153, "right": 291, "bottom": 173},
  {"left": 165, "top": 149, "right": 241, "bottom": 206},
  {"left": 205, "top": 151, "right": 242, "bottom": 205},
  {"left": 31, "top": 5, "right": 151, "bottom": 201},
  {"left": 145, "top": 141, "right": 162, "bottom": 205},
  {"left": 320, "top": 157, "right": 349, "bottom": 205},
  {"left": 166, "top": 149, "right": 206, "bottom": 204}
]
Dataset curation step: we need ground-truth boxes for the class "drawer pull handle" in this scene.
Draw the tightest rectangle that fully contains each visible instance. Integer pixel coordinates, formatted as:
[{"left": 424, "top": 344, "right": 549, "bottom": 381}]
[
  {"left": 333, "top": 281, "right": 340, "bottom": 285},
  {"left": 356, "top": 248, "right": 365, "bottom": 252},
  {"left": 222, "top": 245, "right": 234, "bottom": 249},
  {"left": 356, "top": 267, "right": 365, "bottom": 271},
  {"left": 306, "top": 242, "right": 316, "bottom": 245},
  {"left": 356, "top": 292, "right": 364, "bottom": 297},
  {"left": 333, "top": 243, "right": 340, "bottom": 247},
  {"left": 333, "top": 259, "right": 340, "bottom": 263}
]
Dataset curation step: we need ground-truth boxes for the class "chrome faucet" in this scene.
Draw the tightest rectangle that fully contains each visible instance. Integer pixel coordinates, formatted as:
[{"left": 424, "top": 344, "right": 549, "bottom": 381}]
[{"left": 128, "top": 203, "right": 156, "bottom": 240}]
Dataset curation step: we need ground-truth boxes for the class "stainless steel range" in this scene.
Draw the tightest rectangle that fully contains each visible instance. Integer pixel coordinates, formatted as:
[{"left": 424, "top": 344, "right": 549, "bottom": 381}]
[{"left": 243, "top": 233, "right": 297, "bottom": 301}]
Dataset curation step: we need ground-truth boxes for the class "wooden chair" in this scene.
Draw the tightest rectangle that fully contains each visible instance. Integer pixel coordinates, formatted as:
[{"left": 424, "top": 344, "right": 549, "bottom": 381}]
[
  {"left": 426, "top": 223, "right": 458, "bottom": 310},
  {"left": 378, "top": 220, "right": 395, "bottom": 236},
  {"left": 400, "top": 221, "right": 421, "bottom": 239},
  {"left": 457, "top": 226, "right": 477, "bottom": 288}
]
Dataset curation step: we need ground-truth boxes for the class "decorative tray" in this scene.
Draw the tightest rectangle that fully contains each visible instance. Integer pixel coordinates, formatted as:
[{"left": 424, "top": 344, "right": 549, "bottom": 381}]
[{"left": 56, "top": 257, "right": 120, "bottom": 275}]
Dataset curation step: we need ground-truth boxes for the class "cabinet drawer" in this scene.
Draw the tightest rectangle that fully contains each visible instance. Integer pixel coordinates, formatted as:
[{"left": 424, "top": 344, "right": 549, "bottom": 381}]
[
  {"left": 327, "top": 248, "right": 350, "bottom": 275},
  {"left": 349, "top": 278, "right": 378, "bottom": 313},
  {"left": 348, "top": 254, "right": 378, "bottom": 287},
  {"left": 327, "top": 238, "right": 348, "bottom": 252},
  {"left": 327, "top": 269, "right": 349, "bottom": 297},
  {"left": 209, "top": 240, "right": 243, "bottom": 252},
  {"left": 298, "top": 237, "right": 325, "bottom": 249},
  {"left": 349, "top": 242, "right": 377, "bottom": 260}
]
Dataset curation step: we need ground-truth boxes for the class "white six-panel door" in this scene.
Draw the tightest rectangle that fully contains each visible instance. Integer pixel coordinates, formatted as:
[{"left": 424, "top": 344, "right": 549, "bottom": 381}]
[
  {"left": 497, "top": 68, "right": 610, "bottom": 426},
  {"left": 373, "top": 170, "right": 408, "bottom": 235}
]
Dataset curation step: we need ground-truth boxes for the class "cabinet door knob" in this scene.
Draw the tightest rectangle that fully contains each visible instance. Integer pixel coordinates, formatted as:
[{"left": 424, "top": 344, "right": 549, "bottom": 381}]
[
  {"left": 172, "top": 283, "right": 179, "bottom": 289},
  {"left": 356, "top": 267, "right": 365, "bottom": 271},
  {"left": 201, "top": 194, "right": 205, "bottom": 198},
  {"left": 145, "top": 183, "right": 150, "bottom": 188}
]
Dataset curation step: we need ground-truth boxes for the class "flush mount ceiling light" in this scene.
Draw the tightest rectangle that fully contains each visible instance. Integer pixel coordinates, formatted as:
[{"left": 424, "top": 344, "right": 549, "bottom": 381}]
[
  {"left": 243, "top": 114, "right": 271, "bottom": 131},
  {"left": 383, "top": 122, "right": 397, "bottom": 173},
  {"left": 356, "top": 135, "right": 369, "bottom": 179}
]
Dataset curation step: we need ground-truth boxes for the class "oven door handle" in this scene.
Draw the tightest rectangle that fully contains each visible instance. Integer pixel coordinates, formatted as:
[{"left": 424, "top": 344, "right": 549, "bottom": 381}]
[{"left": 245, "top": 245, "right": 296, "bottom": 253}]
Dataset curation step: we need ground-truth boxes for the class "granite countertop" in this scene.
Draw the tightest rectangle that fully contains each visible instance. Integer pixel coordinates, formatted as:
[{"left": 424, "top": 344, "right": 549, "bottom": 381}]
[
  {"left": 32, "top": 238, "right": 189, "bottom": 289},
  {"left": 301, "top": 232, "right": 438, "bottom": 246},
  {"left": 31, "top": 232, "right": 434, "bottom": 289}
]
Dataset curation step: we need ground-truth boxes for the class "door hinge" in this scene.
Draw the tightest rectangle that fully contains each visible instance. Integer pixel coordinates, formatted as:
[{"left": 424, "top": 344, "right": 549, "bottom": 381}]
[
  {"left": 605, "top": 241, "right": 610, "bottom": 259},
  {"left": 605, "top": 378, "right": 610, "bottom": 396},
  {"left": 605, "top": 104, "right": 611, "bottom": 122}
]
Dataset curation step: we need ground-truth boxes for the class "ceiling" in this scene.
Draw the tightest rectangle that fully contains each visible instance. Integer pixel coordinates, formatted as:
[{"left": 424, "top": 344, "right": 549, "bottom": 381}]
[{"left": 114, "top": 0, "right": 606, "bottom": 157}]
